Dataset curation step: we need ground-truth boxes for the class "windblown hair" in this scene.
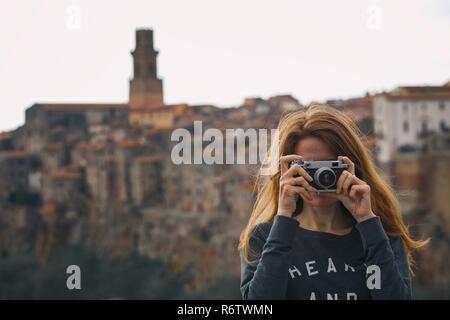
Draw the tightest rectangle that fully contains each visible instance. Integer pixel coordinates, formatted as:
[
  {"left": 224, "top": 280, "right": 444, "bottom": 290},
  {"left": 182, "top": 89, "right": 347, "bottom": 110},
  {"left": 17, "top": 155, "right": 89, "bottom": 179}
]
[{"left": 238, "top": 104, "right": 429, "bottom": 271}]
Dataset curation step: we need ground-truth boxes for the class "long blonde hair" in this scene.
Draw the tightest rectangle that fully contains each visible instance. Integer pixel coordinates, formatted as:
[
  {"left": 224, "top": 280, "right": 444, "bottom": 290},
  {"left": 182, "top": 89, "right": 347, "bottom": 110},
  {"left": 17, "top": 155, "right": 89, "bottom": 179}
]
[{"left": 238, "top": 104, "right": 428, "bottom": 270}]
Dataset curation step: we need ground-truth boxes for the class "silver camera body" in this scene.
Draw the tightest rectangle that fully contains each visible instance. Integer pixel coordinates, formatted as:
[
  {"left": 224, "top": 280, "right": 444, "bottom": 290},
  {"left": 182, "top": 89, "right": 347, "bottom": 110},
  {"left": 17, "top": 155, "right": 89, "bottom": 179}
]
[{"left": 289, "top": 159, "right": 348, "bottom": 192}]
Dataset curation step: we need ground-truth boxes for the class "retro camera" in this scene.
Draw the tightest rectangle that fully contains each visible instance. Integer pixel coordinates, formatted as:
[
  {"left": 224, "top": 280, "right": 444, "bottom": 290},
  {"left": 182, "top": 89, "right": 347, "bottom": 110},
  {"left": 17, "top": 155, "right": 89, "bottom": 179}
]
[{"left": 289, "top": 159, "right": 348, "bottom": 192}]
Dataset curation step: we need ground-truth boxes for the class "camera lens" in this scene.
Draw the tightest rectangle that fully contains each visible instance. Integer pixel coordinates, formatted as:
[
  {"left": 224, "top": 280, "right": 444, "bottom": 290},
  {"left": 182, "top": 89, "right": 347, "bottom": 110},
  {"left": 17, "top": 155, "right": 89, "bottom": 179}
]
[
  {"left": 319, "top": 171, "right": 334, "bottom": 187},
  {"left": 314, "top": 167, "right": 336, "bottom": 189}
]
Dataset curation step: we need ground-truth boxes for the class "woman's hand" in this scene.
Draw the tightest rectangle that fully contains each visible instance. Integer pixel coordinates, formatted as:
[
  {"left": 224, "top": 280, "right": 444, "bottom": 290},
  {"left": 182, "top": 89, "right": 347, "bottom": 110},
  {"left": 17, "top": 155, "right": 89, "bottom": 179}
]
[
  {"left": 277, "top": 155, "right": 317, "bottom": 217},
  {"left": 330, "top": 156, "right": 376, "bottom": 223}
]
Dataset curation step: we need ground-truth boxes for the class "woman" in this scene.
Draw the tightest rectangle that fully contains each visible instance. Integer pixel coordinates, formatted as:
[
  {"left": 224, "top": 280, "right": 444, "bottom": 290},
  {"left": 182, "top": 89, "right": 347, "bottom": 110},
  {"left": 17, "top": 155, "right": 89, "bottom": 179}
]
[{"left": 238, "top": 104, "right": 428, "bottom": 300}]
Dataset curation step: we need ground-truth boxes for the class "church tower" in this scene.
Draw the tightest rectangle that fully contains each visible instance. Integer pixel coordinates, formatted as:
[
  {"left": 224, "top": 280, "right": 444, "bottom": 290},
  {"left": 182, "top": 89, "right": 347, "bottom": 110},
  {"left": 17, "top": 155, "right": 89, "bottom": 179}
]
[{"left": 129, "top": 29, "right": 164, "bottom": 109}]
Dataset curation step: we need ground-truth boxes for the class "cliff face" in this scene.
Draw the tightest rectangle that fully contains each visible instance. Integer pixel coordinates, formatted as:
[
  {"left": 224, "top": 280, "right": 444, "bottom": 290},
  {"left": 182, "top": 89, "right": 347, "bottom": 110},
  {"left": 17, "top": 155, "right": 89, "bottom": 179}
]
[{"left": 0, "top": 100, "right": 286, "bottom": 290}]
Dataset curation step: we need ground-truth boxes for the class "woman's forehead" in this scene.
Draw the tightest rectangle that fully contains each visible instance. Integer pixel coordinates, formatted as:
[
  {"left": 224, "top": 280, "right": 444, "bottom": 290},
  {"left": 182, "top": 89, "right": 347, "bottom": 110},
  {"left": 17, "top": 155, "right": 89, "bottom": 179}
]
[{"left": 294, "top": 137, "right": 336, "bottom": 160}]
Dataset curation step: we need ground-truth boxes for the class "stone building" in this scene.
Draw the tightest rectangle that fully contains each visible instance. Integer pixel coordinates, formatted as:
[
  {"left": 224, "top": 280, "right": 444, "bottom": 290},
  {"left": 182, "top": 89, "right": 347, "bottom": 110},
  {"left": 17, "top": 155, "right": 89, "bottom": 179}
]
[
  {"left": 5, "top": 26, "right": 449, "bottom": 296},
  {"left": 0, "top": 132, "right": 13, "bottom": 151},
  {"left": 21, "top": 103, "right": 128, "bottom": 152},
  {"left": 42, "top": 168, "right": 82, "bottom": 204},
  {"left": 374, "top": 82, "right": 450, "bottom": 163},
  {"left": 0, "top": 150, "right": 34, "bottom": 198},
  {"left": 71, "top": 142, "right": 113, "bottom": 207},
  {"left": 326, "top": 95, "right": 374, "bottom": 138},
  {"left": 129, "top": 103, "right": 192, "bottom": 128},
  {"left": 42, "top": 143, "right": 66, "bottom": 171},
  {"left": 114, "top": 138, "right": 146, "bottom": 203},
  {"left": 130, "top": 154, "right": 165, "bottom": 206}
]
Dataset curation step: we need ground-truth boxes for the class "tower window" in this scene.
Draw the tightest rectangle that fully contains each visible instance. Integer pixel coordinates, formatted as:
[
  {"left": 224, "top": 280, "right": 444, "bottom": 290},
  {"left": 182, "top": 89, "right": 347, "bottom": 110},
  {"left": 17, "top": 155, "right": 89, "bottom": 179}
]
[{"left": 148, "top": 65, "right": 154, "bottom": 76}]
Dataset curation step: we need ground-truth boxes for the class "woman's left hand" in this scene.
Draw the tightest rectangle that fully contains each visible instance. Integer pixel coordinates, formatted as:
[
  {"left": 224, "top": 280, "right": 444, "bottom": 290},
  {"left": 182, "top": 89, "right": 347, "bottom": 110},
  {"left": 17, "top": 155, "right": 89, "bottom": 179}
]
[{"left": 329, "top": 156, "right": 376, "bottom": 223}]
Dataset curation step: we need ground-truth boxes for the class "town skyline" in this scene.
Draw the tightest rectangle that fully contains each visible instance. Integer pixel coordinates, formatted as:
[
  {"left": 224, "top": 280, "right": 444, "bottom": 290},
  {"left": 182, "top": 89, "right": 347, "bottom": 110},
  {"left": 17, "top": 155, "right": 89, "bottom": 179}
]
[{"left": 1, "top": 0, "right": 449, "bottom": 131}]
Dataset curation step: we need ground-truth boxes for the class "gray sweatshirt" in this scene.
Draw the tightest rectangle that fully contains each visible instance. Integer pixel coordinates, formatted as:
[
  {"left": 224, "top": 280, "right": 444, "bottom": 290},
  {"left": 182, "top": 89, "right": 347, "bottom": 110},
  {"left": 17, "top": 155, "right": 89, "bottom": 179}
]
[{"left": 240, "top": 215, "right": 412, "bottom": 300}]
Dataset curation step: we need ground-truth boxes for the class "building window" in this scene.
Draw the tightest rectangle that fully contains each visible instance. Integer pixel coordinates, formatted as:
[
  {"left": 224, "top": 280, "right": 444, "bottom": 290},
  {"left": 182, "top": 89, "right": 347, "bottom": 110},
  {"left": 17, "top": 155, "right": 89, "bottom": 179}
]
[
  {"left": 422, "top": 122, "right": 428, "bottom": 132},
  {"left": 418, "top": 121, "right": 429, "bottom": 138},
  {"left": 403, "top": 104, "right": 408, "bottom": 112},
  {"left": 147, "top": 65, "right": 154, "bottom": 76},
  {"left": 439, "top": 101, "right": 446, "bottom": 111},
  {"left": 403, "top": 121, "right": 409, "bottom": 133},
  {"left": 440, "top": 120, "right": 448, "bottom": 132}
]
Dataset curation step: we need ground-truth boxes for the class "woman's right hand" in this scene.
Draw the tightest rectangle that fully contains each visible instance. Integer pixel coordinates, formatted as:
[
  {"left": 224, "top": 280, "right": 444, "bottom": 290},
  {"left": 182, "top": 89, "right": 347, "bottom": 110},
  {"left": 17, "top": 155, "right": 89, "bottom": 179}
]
[{"left": 277, "top": 155, "right": 316, "bottom": 217}]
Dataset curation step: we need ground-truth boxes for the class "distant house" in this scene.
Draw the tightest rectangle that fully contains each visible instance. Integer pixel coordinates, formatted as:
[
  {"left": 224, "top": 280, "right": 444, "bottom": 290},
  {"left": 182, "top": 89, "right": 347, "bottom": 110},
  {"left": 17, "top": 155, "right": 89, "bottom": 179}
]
[{"left": 374, "top": 81, "right": 450, "bottom": 163}]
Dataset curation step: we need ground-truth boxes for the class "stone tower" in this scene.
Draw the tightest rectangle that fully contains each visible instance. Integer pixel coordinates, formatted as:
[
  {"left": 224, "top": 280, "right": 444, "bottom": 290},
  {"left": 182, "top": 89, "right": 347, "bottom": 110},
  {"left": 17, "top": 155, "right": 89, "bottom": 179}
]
[{"left": 129, "top": 29, "right": 164, "bottom": 109}]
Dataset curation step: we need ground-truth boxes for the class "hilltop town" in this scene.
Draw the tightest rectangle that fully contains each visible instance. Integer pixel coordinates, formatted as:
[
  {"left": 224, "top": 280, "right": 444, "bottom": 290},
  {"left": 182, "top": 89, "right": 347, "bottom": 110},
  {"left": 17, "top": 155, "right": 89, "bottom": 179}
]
[{"left": 0, "top": 29, "right": 449, "bottom": 296}]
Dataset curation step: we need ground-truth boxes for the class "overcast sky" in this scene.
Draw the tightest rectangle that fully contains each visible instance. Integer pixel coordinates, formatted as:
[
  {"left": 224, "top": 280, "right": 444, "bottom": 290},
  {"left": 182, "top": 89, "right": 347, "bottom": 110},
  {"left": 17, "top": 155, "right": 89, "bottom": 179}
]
[{"left": 0, "top": 0, "right": 449, "bottom": 131}]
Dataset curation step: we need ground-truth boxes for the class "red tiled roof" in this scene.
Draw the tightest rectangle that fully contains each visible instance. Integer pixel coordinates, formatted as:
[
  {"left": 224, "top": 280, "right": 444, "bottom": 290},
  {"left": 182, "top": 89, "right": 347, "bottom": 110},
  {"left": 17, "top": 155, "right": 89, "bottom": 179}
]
[
  {"left": 344, "top": 96, "right": 373, "bottom": 108},
  {"left": 45, "top": 143, "right": 63, "bottom": 151},
  {"left": 135, "top": 154, "right": 165, "bottom": 164},
  {"left": 76, "top": 142, "right": 106, "bottom": 151},
  {"left": 381, "top": 93, "right": 450, "bottom": 101},
  {"left": 68, "top": 163, "right": 82, "bottom": 170},
  {"left": 115, "top": 139, "right": 143, "bottom": 148},
  {"left": 378, "top": 83, "right": 450, "bottom": 101},
  {"left": 395, "top": 85, "right": 450, "bottom": 94},
  {"left": 51, "top": 170, "right": 81, "bottom": 180},
  {"left": 0, "top": 150, "right": 32, "bottom": 159},
  {"left": 268, "top": 95, "right": 300, "bottom": 104},
  {"left": 227, "top": 112, "right": 248, "bottom": 121},
  {"left": 243, "top": 97, "right": 265, "bottom": 107},
  {"left": 110, "top": 119, "right": 128, "bottom": 127}
]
